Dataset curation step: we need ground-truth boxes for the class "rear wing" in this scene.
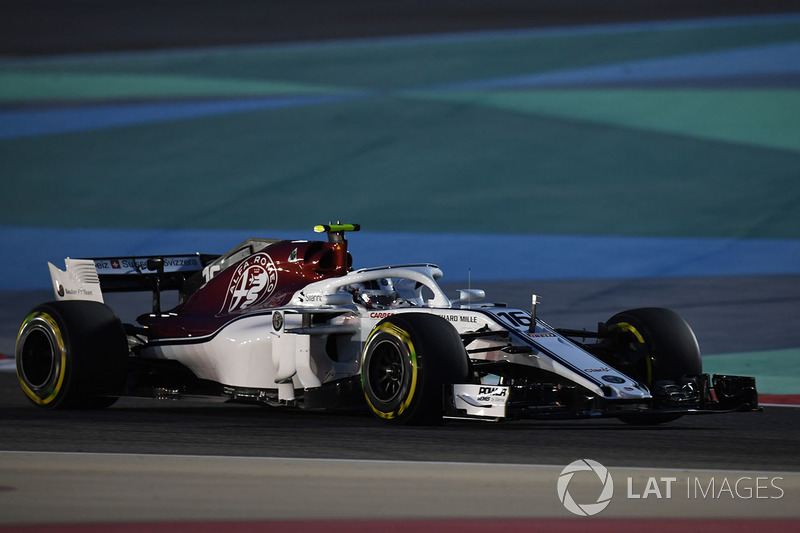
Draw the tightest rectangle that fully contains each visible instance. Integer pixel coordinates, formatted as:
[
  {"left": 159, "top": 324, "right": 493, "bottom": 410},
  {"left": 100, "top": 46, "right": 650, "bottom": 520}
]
[{"left": 48, "top": 254, "right": 219, "bottom": 310}]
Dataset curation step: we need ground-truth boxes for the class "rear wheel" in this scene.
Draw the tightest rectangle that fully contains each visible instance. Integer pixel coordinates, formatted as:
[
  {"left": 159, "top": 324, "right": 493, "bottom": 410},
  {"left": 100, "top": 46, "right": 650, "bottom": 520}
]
[
  {"left": 361, "top": 313, "right": 469, "bottom": 424},
  {"left": 604, "top": 307, "right": 702, "bottom": 425},
  {"left": 15, "top": 301, "right": 128, "bottom": 409}
]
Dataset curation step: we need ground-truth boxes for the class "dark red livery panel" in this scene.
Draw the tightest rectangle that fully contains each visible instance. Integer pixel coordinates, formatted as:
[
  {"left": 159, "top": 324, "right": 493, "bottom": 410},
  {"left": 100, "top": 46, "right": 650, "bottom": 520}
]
[{"left": 140, "top": 239, "right": 352, "bottom": 339}]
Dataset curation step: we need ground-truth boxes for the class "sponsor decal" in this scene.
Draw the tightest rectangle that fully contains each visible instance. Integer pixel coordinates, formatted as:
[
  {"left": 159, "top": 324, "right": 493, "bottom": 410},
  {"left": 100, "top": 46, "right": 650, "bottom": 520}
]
[
  {"left": 56, "top": 284, "right": 64, "bottom": 297},
  {"left": 289, "top": 248, "right": 299, "bottom": 262},
  {"left": 601, "top": 375, "right": 626, "bottom": 384},
  {"left": 476, "top": 386, "right": 507, "bottom": 403},
  {"left": 301, "top": 293, "right": 324, "bottom": 303},
  {"left": 527, "top": 332, "right": 556, "bottom": 338},
  {"left": 272, "top": 311, "right": 284, "bottom": 332},
  {"left": 370, "top": 312, "right": 395, "bottom": 319},
  {"left": 94, "top": 257, "right": 201, "bottom": 273},
  {"left": 584, "top": 367, "right": 611, "bottom": 373},
  {"left": 221, "top": 252, "right": 278, "bottom": 314},
  {"left": 163, "top": 257, "right": 200, "bottom": 268},
  {"left": 453, "top": 383, "right": 510, "bottom": 417},
  {"left": 442, "top": 314, "right": 479, "bottom": 324},
  {"left": 64, "top": 288, "right": 94, "bottom": 297}
]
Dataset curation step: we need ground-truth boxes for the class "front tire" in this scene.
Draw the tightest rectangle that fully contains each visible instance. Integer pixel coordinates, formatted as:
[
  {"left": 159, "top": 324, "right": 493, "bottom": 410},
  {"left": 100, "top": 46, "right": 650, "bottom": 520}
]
[
  {"left": 361, "top": 313, "right": 469, "bottom": 425},
  {"left": 604, "top": 307, "right": 701, "bottom": 386},
  {"left": 15, "top": 301, "right": 128, "bottom": 409},
  {"left": 603, "top": 307, "right": 702, "bottom": 425}
]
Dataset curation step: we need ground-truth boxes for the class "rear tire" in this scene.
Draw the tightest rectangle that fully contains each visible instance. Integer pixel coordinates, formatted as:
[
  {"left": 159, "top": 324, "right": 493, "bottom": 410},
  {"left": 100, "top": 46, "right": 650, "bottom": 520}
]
[
  {"left": 361, "top": 313, "right": 469, "bottom": 425},
  {"left": 15, "top": 301, "right": 128, "bottom": 409}
]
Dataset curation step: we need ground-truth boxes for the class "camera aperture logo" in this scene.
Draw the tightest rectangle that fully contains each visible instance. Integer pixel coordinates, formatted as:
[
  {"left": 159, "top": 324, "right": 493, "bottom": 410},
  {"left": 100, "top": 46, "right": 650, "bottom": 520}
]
[{"left": 557, "top": 459, "right": 614, "bottom": 516}]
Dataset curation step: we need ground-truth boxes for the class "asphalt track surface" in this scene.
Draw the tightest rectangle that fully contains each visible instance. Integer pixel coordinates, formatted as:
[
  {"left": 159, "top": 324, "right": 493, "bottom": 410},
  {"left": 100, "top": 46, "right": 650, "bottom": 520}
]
[
  {"left": 1, "top": 368, "right": 799, "bottom": 526},
  {"left": 2, "top": 1, "right": 800, "bottom": 528},
  {"left": 0, "top": 368, "right": 797, "bottom": 471}
]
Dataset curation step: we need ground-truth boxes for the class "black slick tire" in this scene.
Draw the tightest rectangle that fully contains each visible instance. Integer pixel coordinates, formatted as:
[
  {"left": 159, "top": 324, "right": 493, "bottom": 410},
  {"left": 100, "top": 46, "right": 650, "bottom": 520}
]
[
  {"left": 361, "top": 313, "right": 469, "bottom": 425},
  {"left": 15, "top": 301, "right": 128, "bottom": 409}
]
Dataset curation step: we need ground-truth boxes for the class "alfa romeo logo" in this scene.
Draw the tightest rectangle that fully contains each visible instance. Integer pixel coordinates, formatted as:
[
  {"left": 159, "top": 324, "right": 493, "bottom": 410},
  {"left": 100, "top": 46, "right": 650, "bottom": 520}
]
[
  {"left": 221, "top": 252, "right": 278, "bottom": 314},
  {"left": 557, "top": 459, "right": 614, "bottom": 516}
]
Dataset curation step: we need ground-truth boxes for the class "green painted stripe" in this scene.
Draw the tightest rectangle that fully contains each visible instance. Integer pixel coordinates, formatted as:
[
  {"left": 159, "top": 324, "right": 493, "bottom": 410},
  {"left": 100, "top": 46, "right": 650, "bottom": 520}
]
[
  {"left": 704, "top": 348, "right": 800, "bottom": 395},
  {"left": 414, "top": 89, "right": 800, "bottom": 154},
  {"left": 0, "top": 72, "right": 348, "bottom": 102}
]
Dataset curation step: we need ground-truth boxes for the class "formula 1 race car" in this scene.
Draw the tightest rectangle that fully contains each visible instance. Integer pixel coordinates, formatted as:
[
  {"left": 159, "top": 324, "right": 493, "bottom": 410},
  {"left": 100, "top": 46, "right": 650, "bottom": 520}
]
[{"left": 15, "top": 224, "right": 759, "bottom": 424}]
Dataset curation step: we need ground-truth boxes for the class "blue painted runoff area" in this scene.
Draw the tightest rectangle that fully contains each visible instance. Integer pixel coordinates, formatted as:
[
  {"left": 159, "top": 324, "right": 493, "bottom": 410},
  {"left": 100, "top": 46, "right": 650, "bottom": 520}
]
[
  {"left": 444, "top": 41, "right": 800, "bottom": 90},
  {"left": 0, "top": 94, "right": 360, "bottom": 141}
]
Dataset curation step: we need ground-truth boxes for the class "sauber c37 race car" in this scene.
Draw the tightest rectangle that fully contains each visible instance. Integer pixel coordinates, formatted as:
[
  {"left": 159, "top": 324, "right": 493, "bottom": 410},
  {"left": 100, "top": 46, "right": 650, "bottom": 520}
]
[{"left": 15, "top": 224, "right": 759, "bottom": 424}]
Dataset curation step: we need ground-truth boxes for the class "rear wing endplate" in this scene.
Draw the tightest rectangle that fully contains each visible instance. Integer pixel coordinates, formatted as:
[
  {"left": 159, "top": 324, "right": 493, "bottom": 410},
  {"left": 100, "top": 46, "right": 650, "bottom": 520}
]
[{"left": 49, "top": 259, "right": 105, "bottom": 303}]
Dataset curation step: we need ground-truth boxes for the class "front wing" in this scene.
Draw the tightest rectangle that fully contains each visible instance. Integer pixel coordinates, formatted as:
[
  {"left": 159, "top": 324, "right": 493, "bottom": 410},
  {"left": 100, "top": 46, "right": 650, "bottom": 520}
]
[{"left": 445, "top": 373, "right": 759, "bottom": 421}]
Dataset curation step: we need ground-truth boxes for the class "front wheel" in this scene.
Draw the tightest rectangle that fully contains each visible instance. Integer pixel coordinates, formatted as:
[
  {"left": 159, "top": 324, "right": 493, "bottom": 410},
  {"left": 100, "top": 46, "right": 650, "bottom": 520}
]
[
  {"left": 603, "top": 307, "right": 702, "bottom": 425},
  {"left": 15, "top": 301, "right": 128, "bottom": 409},
  {"left": 361, "top": 313, "right": 469, "bottom": 425}
]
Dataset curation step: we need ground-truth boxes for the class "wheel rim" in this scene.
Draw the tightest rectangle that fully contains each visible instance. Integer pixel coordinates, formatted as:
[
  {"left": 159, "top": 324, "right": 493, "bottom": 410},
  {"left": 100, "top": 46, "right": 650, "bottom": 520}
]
[
  {"left": 20, "top": 327, "right": 57, "bottom": 387},
  {"left": 367, "top": 339, "right": 406, "bottom": 403},
  {"left": 608, "top": 322, "right": 652, "bottom": 386},
  {"left": 16, "top": 314, "right": 66, "bottom": 404}
]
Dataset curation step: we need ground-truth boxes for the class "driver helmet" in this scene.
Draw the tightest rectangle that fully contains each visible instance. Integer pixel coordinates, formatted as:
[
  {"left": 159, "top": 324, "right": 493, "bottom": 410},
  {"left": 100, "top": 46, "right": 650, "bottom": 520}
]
[{"left": 352, "top": 278, "right": 399, "bottom": 309}]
